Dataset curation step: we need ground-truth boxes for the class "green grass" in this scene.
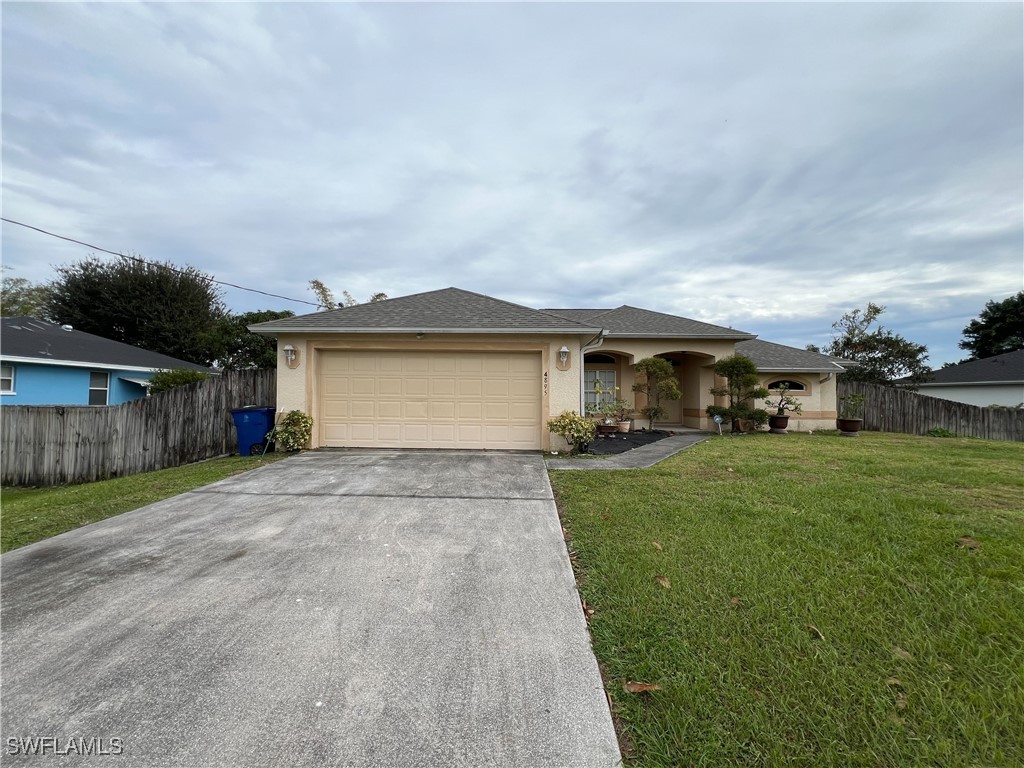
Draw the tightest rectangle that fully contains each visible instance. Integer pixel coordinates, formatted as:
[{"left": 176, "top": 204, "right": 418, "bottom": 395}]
[
  {"left": 1, "top": 454, "right": 289, "bottom": 553},
  {"left": 550, "top": 432, "right": 1024, "bottom": 767}
]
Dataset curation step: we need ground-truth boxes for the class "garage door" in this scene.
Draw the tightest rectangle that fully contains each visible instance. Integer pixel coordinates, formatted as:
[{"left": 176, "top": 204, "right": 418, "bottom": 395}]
[{"left": 318, "top": 351, "right": 542, "bottom": 449}]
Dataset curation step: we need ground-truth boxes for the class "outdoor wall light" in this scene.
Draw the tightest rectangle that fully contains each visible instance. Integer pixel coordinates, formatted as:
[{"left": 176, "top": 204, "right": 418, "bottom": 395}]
[
  {"left": 283, "top": 344, "right": 296, "bottom": 364},
  {"left": 559, "top": 346, "right": 569, "bottom": 365}
]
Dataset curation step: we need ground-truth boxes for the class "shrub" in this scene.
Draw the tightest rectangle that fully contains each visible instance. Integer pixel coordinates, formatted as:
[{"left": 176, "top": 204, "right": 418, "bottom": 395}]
[
  {"left": 838, "top": 392, "right": 866, "bottom": 419},
  {"left": 927, "top": 427, "right": 954, "bottom": 438},
  {"left": 275, "top": 410, "right": 313, "bottom": 451},
  {"left": 707, "top": 355, "right": 769, "bottom": 432},
  {"left": 547, "top": 411, "right": 597, "bottom": 454},
  {"left": 148, "top": 368, "right": 210, "bottom": 394}
]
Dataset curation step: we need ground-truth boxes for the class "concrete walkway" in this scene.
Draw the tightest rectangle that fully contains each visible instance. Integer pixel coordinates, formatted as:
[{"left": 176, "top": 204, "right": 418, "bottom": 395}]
[
  {"left": 1, "top": 451, "right": 621, "bottom": 767},
  {"left": 546, "top": 432, "right": 710, "bottom": 470}
]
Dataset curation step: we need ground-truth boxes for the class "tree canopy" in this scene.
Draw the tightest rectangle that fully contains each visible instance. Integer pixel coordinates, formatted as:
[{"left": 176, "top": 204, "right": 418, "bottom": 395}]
[
  {"left": 205, "top": 310, "right": 295, "bottom": 370},
  {"left": 45, "top": 256, "right": 227, "bottom": 366},
  {"left": 0, "top": 268, "right": 50, "bottom": 317},
  {"left": 958, "top": 291, "right": 1024, "bottom": 361},
  {"left": 824, "top": 303, "right": 930, "bottom": 386}
]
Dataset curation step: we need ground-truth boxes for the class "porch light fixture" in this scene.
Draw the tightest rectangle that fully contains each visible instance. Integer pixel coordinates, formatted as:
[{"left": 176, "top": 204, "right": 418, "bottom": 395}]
[
  {"left": 559, "top": 346, "right": 569, "bottom": 365},
  {"left": 283, "top": 344, "right": 296, "bottom": 364}
]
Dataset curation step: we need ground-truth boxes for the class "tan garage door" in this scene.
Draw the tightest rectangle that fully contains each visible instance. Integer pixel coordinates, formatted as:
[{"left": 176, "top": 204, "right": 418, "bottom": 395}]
[{"left": 318, "top": 351, "right": 542, "bottom": 449}]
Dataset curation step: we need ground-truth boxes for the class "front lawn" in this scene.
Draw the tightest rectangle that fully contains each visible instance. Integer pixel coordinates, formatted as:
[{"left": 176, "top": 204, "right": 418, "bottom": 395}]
[
  {"left": 1, "top": 454, "right": 289, "bottom": 553},
  {"left": 551, "top": 432, "right": 1024, "bottom": 766}
]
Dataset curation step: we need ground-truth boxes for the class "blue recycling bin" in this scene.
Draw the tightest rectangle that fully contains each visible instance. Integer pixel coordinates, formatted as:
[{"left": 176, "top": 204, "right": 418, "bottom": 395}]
[{"left": 230, "top": 406, "right": 276, "bottom": 456}]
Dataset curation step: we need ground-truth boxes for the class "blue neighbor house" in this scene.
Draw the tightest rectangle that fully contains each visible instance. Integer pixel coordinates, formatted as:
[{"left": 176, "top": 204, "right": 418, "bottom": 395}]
[{"left": 1, "top": 317, "right": 210, "bottom": 406}]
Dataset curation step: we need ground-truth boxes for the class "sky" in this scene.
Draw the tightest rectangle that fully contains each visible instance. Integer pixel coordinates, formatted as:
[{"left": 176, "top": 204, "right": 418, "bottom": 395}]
[{"left": 2, "top": 2, "right": 1021, "bottom": 366}]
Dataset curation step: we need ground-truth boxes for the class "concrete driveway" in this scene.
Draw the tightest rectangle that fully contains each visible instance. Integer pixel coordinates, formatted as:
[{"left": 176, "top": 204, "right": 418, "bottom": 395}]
[{"left": 1, "top": 451, "right": 620, "bottom": 767}]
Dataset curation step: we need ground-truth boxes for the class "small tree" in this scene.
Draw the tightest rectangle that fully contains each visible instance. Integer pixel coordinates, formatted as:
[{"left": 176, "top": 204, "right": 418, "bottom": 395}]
[
  {"left": 632, "top": 357, "right": 682, "bottom": 427},
  {"left": 824, "top": 303, "right": 930, "bottom": 386},
  {"left": 707, "top": 354, "right": 769, "bottom": 432},
  {"left": 148, "top": 369, "right": 210, "bottom": 395}
]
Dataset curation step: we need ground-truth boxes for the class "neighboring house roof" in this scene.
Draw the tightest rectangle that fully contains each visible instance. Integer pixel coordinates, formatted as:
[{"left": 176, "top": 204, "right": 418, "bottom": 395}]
[
  {"left": 0, "top": 317, "right": 209, "bottom": 372},
  {"left": 902, "top": 349, "right": 1024, "bottom": 386},
  {"left": 543, "top": 306, "right": 755, "bottom": 339},
  {"left": 250, "top": 288, "right": 602, "bottom": 334},
  {"left": 735, "top": 339, "right": 853, "bottom": 373}
]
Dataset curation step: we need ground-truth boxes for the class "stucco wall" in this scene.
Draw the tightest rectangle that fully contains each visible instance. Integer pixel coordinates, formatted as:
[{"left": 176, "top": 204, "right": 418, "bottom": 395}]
[
  {"left": 913, "top": 383, "right": 1024, "bottom": 409},
  {"left": 272, "top": 332, "right": 584, "bottom": 450},
  {"left": 0, "top": 362, "right": 154, "bottom": 406},
  {"left": 754, "top": 372, "right": 840, "bottom": 431}
]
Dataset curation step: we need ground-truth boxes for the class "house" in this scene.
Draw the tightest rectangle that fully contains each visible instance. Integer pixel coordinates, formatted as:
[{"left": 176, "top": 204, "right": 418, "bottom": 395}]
[
  {"left": 0, "top": 317, "right": 210, "bottom": 406},
  {"left": 899, "top": 350, "right": 1024, "bottom": 408},
  {"left": 249, "top": 287, "right": 850, "bottom": 451}
]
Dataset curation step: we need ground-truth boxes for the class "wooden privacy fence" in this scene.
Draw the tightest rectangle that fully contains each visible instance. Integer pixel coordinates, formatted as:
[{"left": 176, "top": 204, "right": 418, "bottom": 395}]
[
  {"left": 1, "top": 370, "right": 276, "bottom": 487},
  {"left": 838, "top": 380, "right": 1023, "bottom": 442}
]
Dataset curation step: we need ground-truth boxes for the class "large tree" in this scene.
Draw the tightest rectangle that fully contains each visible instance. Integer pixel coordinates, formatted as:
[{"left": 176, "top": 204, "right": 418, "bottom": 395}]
[
  {"left": 204, "top": 310, "right": 295, "bottom": 370},
  {"left": 958, "top": 291, "right": 1024, "bottom": 361},
  {"left": 45, "top": 255, "right": 227, "bottom": 365},
  {"left": 0, "top": 268, "right": 50, "bottom": 317},
  {"left": 824, "top": 303, "right": 930, "bottom": 386}
]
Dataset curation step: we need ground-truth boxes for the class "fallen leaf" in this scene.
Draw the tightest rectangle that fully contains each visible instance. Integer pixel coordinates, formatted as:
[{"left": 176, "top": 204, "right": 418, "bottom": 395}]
[
  {"left": 581, "top": 599, "right": 595, "bottom": 618},
  {"left": 885, "top": 677, "right": 903, "bottom": 687},
  {"left": 623, "top": 681, "right": 661, "bottom": 694},
  {"left": 726, "top": 467, "right": 734, "bottom": 472},
  {"left": 600, "top": 514, "right": 614, "bottom": 521},
  {"left": 807, "top": 624, "right": 825, "bottom": 641},
  {"left": 895, "top": 692, "right": 908, "bottom": 710},
  {"left": 655, "top": 575, "right": 671, "bottom": 589},
  {"left": 888, "top": 712, "right": 905, "bottom": 726},
  {"left": 729, "top": 596, "right": 742, "bottom": 608},
  {"left": 652, "top": 541, "right": 663, "bottom": 551},
  {"left": 898, "top": 578, "right": 922, "bottom": 592},
  {"left": 956, "top": 536, "right": 981, "bottom": 550},
  {"left": 892, "top": 645, "right": 913, "bottom": 661}
]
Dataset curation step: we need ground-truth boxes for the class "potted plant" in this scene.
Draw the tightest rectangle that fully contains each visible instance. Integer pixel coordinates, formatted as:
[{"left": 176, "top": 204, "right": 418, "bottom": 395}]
[
  {"left": 763, "top": 384, "right": 803, "bottom": 434},
  {"left": 601, "top": 398, "right": 634, "bottom": 432},
  {"left": 837, "top": 392, "right": 865, "bottom": 437},
  {"left": 706, "top": 355, "right": 769, "bottom": 433}
]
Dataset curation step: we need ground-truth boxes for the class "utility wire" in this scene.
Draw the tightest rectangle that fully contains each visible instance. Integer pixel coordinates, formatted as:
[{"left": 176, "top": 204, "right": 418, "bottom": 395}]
[{"left": 1, "top": 216, "right": 322, "bottom": 308}]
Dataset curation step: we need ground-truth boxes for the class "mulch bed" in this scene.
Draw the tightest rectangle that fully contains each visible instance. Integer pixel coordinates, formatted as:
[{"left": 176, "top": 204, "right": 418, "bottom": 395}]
[{"left": 585, "top": 429, "right": 673, "bottom": 456}]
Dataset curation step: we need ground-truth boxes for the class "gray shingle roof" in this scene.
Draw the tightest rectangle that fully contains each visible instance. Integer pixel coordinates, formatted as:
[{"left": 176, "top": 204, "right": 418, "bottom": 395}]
[
  {"left": 0, "top": 317, "right": 210, "bottom": 371},
  {"left": 735, "top": 339, "right": 853, "bottom": 372},
  {"left": 249, "top": 288, "right": 601, "bottom": 334},
  {"left": 543, "top": 306, "right": 755, "bottom": 339},
  {"left": 914, "top": 349, "right": 1024, "bottom": 384}
]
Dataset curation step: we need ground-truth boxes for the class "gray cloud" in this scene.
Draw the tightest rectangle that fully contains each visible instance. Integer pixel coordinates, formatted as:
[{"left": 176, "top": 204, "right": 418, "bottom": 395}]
[{"left": 2, "top": 2, "right": 1021, "bottom": 365}]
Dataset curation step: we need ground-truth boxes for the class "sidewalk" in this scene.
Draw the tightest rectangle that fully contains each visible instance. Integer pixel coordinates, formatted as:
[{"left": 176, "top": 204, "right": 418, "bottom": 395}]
[{"left": 546, "top": 432, "right": 710, "bottom": 471}]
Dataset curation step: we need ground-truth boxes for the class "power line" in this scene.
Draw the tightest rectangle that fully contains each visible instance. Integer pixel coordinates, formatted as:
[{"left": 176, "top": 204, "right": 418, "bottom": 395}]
[{"left": 1, "top": 217, "right": 322, "bottom": 308}]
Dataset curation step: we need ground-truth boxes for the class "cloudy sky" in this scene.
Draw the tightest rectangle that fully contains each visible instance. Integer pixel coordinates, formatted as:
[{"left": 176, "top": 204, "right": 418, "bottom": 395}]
[{"left": 3, "top": 2, "right": 1021, "bottom": 365}]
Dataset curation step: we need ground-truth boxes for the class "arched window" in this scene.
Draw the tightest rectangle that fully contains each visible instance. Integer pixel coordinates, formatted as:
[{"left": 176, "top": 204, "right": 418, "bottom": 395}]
[
  {"left": 766, "top": 379, "right": 806, "bottom": 392},
  {"left": 585, "top": 353, "right": 617, "bottom": 364}
]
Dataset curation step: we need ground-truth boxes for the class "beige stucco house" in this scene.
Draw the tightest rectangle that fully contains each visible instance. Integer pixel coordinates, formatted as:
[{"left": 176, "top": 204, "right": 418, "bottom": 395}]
[{"left": 250, "top": 288, "right": 849, "bottom": 451}]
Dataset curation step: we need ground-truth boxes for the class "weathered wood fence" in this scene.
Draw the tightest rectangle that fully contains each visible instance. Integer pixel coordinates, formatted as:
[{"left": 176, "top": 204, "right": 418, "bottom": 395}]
[
  {"left": 1, "top": 370, "right": 276, "bottom": 487},
  {"left": 838, "top": 380, "right": 1023, "bottom": 442}
]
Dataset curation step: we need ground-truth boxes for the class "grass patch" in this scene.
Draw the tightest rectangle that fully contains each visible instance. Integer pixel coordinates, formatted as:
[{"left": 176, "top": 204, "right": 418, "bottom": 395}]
[
  {"left": 551, "top": 432, "right": 1024, "bottom": 766},
  {"left": 2, "top": 454, "right": 289, "bottom": 553}
]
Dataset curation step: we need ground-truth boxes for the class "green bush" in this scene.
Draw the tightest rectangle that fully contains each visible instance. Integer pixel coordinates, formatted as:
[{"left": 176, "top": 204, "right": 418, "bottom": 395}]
[
  {"left": 547, "top": 411, "right": 597, "bottom": 454},
  {"left": 275, "top": 410, "right": 313, "bottom": 451},
  {"left": 927, "top": 427, "right": 955, "bottom": 438},
  {"left": 148, "top": 368, "right": 210, "bottom": 394}
]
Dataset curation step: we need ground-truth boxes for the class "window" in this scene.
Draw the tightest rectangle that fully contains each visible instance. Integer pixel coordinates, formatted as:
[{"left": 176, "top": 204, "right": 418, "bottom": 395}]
[
  {"left": 584, "top": 370, "right": 617, "bottom": 412},
  {"left": 88, "top": 371, "right": 109, "bottom": 405},
  {"left": 1, "top": 365, "right": 14, "bottom": 394},
  {"left": 767, "top": 379, "right": 806, "bottom": 392}
]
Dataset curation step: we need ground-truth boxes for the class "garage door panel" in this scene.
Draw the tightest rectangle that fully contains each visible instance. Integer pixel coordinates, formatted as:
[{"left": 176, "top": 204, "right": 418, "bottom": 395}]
[{"left": 319, "top": 351, "right": 541, "bottom": 449}]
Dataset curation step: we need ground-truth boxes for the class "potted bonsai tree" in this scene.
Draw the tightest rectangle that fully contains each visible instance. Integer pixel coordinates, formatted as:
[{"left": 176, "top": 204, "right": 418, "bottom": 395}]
[
  {"left": 763, "top": 384, "right": 803, "bottom": 434},
  {"left": 632, "top": 357, "right": 681, "bottom": 429},
  {"left": 836, "top": 392, "right": 865, "bottom": 437},
  {"left": 706, "top": 354, "right": 769, "bottom": 433}
]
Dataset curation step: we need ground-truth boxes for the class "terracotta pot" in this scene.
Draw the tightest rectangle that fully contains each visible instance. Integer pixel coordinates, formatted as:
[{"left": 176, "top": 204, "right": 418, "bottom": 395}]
[
  {"left": 596, "top": 423, "right": 618, "bottom": 436},
  {"left": 734, "top": 418, "right": 753, "bottom": 433},
  {"left": 617, "top": 421, "right": 631, "bottom": 433},
  {"left": 836, "top": 418, "right": 863, "bottom": 437},
  {"left": 768, "top": 414, "right": 790, "bottom": 434}
]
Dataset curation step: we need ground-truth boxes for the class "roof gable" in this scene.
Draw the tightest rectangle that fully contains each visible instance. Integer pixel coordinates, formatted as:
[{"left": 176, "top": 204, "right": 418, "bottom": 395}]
[
  {"left": 250, "top": 288, "right": 601, "bottom": 334},
  {"left": 0, "top": 317, "right": 210, "bottom": 371},
  {"left": 922, "top": 349, "right": 1024, "bottom": 384}
]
